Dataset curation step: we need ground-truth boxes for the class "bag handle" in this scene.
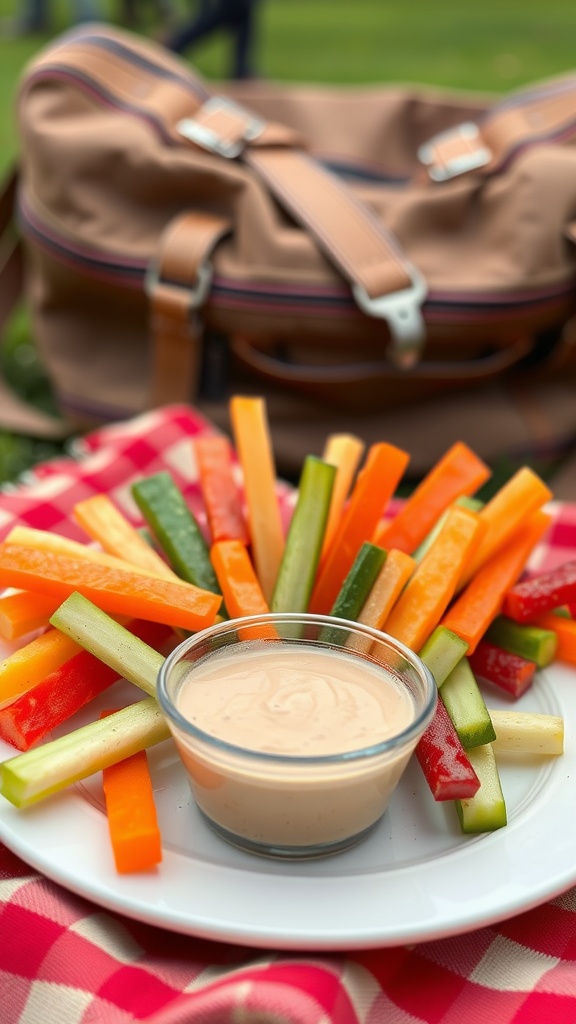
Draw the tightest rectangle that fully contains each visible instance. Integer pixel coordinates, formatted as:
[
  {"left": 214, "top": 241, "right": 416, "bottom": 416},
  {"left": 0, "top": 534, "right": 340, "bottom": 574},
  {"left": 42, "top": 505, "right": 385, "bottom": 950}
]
[
  {"left": 0, "top": 166, "right": 70, "bottom": 438},
  {"left": 419, "top": 75, "right": 576, "bottom": 181},
  {"left": 230, "top": 334, "right": 533, "bottom": 389}
]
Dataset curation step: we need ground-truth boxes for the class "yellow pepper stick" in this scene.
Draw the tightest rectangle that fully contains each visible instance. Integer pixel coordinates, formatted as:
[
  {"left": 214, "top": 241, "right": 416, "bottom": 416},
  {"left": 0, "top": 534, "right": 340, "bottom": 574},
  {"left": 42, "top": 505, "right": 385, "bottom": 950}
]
[
  {"left": 0, "top": 590, "right": 61, "bottom": 641},
  {"left": 320, "top": 433, "right": 365, "bottom": 561},
  {"left": 382, "top": 505, "right": 484, "bottom": 653},
  {"left": 0, "top": 628, "right": 81, "bottom": 707},
  {"left": 73, "top": 493, "right": 180, "bottom": 580},
  {"left": 457, "top": 467, "right": 552, "bottom": 590},
  {"left": 358, "top": 548, "right": 416, "bottom": 631},
  {"left": 229, "top": 396, "right": 285, "bottom": 603}
]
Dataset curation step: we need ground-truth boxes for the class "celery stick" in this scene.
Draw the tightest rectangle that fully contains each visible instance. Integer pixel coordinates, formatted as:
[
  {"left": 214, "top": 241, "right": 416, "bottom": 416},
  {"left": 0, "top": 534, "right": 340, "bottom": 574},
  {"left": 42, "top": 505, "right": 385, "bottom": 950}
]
[
  {"left": 0, "top": 698, "right": 169, "bottom": 807},
  {"left": 419, "top": 625, "right": 468, "bottom": 687},
  {"left": 50, "top": 593, "right": 164, "bottom": 697},
  {"left": 132, "top": 471, "right": 221, "bottom": 595},
  {"left": 485, "top": 615, "right": 558, "bottom": 668},
  {"left": 455, "top": 743, "right": 507, "bottom": 833},
  {"left": 271, "top": 456, "right": 335, "bottom": 613},
  {"left": 489, "top": 709, "right": 564, "bottom": 756},
  {"left": 413, "top": 496, "right": 484, "bottom": 563},
  {"left": 441, "top": 657, "right": 496, "bottom": 748}
]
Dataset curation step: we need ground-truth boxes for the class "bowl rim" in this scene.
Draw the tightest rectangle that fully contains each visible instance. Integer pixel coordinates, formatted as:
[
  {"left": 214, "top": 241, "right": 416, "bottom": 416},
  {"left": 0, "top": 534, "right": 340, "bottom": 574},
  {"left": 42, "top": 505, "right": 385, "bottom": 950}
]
[{"left": 156, "top": 612, "right": 438, "bottom": 766}]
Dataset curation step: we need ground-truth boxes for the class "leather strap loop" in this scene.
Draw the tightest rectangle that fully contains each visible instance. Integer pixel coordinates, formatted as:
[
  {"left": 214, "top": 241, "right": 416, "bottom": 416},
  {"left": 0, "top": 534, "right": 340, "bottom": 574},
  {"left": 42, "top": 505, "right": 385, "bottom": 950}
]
[
  {"left": 421, "top": 76, "right": 576, "bottom": 181},
  {"left": 147, "top": 211, "right": 232, "bottom": 408}
]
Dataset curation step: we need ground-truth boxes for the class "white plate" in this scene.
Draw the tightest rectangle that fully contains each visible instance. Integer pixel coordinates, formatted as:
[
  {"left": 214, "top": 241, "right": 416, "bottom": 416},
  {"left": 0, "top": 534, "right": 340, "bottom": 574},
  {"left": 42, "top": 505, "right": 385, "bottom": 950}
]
[{"left": 0, "top": 656, "right": 575, "bottom": 952}]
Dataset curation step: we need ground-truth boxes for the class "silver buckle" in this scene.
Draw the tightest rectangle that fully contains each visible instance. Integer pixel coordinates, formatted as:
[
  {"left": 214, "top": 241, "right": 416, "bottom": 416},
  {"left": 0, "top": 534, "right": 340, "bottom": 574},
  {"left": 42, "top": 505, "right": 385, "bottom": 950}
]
[
  {"left": 177, "top": 97, "right": 265, "bottom": 159},
  {"left": 352, "top": 267, "right": 428, "bottom": 369},
  {"left": 144, "top": 259, "right": 213, "bottom": 308},
  {"left": 418, "top": 122, "right": 491, "bottom": 181}
]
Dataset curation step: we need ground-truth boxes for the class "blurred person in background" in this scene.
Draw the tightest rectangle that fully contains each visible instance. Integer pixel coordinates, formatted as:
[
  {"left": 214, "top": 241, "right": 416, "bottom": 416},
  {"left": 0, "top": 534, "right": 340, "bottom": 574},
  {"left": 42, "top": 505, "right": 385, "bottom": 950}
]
[
  {"left": 0, "top": 0, "right": 104, "bottom": 34},
  {"left": 166, "top": 0, "right": 261, "bottom": 80}
]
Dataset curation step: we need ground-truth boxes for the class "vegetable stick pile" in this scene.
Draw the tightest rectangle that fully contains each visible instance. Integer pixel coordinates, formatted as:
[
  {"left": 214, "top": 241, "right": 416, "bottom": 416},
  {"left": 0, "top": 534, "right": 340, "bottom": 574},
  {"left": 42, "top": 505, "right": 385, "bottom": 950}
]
[{"left": 0, "top": 395, "right": 573, "bottom": 872}]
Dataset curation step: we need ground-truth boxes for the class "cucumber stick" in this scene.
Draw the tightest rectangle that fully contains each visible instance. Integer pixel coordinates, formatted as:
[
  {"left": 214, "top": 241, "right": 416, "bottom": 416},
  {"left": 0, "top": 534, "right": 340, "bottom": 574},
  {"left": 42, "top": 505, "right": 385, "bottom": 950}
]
[
  {"left": 320, "top": 542, "right": 386, "bottom": 643},
  {"left": 455, "top": 743, "right": 507, "bottom": 833},
  {"left": 485, "top": 616, "right": 557, "bottom": 668},
  {"left": 132, "top": 471, "right": 220, "bottom": 596},
  {"left": 271, "top": 456, "right": 335, "bottom": 613},
  {"left": 440, "top": 657, "right": 496, "bottom": 748},
  {"left": 419, "top": 625, "right": 468, "bottom": 687}
]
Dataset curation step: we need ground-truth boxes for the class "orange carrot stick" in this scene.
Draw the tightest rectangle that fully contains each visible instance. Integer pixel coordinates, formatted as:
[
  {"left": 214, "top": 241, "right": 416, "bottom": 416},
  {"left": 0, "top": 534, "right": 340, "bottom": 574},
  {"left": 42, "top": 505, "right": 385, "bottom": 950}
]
[
  {"left": 73, "top": 494, "right": 179, "bottom": 580},
  {"left": 100, "top": 711, "right": 162, "bottom": 874},
  {"left": 357, "top": 548, "right": 415, "bottom": 631},
  {"left": 210, "top": 539, "right": 270, "bottom": 619},
  {"left": 442, "top": 510, "right": 553, "bottom": 654},
  {"left": 382, "top": 505, "right": 484, "bottom": 653},
  {"left": 230, "top": 396, "right": 285, "bottom": 603},
  {"left": 0, "top": 543, "right": 221, "bottom": 632},
  {"left": 6, "top": 525, "right": 176, "bottom": 581},
  {"left": 0, "top": 590, "right": 61, "bottom": 641},
  {"left": 457, "top": 467, "right": 552, "bottom": 590},
  {"left": 309, "top": 442, "right": 409, "bottom": 615},
  {"left": 320, "top": 433, "right": 365, "bottom": 560},
  {"left": 532, "top": 612, "right": 576, "bottom": 666},
  {"left": 0, "top": 627, "right": 81, "bottom": 707},
  {"left": 211, "top": 539, "right": 276, "bottom": 640},
  {"left": 195, "top": 435, "right": 249, "bottom": 544},
  {"left": 373, "top": 441, "right": 491, "bottom": 554}
]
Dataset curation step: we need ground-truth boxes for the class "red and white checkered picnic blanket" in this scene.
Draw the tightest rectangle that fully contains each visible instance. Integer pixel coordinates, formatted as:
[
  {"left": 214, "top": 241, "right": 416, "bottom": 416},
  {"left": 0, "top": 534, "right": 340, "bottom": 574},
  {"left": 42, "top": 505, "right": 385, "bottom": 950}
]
[{"left": 1, "top": 403, "right": 576, "bottom": 1024}]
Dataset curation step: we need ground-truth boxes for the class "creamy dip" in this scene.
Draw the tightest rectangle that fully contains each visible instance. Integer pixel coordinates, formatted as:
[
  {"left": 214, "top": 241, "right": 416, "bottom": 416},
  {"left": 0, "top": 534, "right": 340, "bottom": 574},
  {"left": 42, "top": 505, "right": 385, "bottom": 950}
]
[
  {"left": 177, "top": 642, "right": 415, "bottom": 755},
  {"left": 169, "top": 639, "right": 424, "bottom": 855}
]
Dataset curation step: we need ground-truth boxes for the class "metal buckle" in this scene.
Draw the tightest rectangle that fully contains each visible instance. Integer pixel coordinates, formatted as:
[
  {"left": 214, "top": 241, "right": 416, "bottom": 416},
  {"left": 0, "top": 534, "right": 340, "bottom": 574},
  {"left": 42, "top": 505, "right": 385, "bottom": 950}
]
[
  {"left": 177, "top": 97, "right": 265, "bottom": 159},
  {"left": 352, "top": 267, "right": 428, "bottom": 369},
  {"left": 418, "top": 122, "right": 491, "bottom": 181},
  {"left": 144, "top": 259, "right": 213, "bottom": 309}
]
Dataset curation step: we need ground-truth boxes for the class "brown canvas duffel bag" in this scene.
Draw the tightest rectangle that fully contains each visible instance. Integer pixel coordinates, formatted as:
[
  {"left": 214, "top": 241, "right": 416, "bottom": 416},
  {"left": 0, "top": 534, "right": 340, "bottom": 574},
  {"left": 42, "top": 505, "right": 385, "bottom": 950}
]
[{"left": 2, "top": 23, "right": 576, "bottom": 487}]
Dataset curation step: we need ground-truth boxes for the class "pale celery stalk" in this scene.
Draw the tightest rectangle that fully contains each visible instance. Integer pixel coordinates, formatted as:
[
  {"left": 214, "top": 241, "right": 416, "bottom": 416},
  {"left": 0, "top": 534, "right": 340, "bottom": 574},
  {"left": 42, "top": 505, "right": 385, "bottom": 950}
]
[
  {"left": 0, "top": 698, "right": 169, "bottom": 807},
  {"left": 0, "top": 593, "right": 171, "bottom": 808},
  {"left": 489, "top": 709, "right": 564, "bottom": 756},
  {"left": 50, "top": 592, "right": 164, "bottom": 697}
]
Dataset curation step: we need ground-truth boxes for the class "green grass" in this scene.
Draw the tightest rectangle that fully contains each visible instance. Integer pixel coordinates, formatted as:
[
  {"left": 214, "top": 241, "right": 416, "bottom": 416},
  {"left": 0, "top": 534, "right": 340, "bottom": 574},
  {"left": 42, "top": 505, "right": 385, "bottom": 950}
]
[{"left": 2, "top": 0, "right": 576, "bottom": 483}]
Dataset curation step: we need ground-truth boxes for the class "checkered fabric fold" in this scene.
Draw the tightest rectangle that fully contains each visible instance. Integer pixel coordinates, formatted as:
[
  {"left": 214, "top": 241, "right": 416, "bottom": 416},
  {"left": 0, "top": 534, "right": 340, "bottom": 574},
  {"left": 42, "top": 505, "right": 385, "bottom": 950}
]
[{"left": 1, "top": 404, "right": 576, "bottom": 1024}]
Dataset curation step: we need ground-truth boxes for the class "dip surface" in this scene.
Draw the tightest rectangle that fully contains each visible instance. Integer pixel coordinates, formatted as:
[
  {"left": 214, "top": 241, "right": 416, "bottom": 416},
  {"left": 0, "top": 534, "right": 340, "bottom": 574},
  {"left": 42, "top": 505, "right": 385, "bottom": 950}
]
[{"left": 176, "top": 641, "right": 415, "bottom": 755}]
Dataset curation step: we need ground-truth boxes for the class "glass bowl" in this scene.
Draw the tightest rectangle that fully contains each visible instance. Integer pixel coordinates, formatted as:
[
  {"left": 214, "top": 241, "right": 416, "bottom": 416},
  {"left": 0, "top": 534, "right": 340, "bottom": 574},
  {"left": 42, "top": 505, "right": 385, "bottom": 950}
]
[{"left": 157, "top": 613, "right": 436, "bottom": 860}]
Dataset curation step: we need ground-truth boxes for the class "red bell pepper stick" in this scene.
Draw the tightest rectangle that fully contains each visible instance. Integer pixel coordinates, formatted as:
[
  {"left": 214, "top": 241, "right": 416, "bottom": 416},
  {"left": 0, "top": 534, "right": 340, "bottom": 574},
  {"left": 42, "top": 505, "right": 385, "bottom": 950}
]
[
  {"left": 415, "top": 699, "right": 481, "bottom": 801},
  {"left": 468, "top": 641, "right": 537, "bottom": 699},
  {"left": 503, "top": 559, "right": 576, "bottom": 623},
  {"left": 195, "top": 435, "right": 249, "bottom": 545},
  {"left": 0, "top": 620, "right": 172, "bottom": 751}
]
